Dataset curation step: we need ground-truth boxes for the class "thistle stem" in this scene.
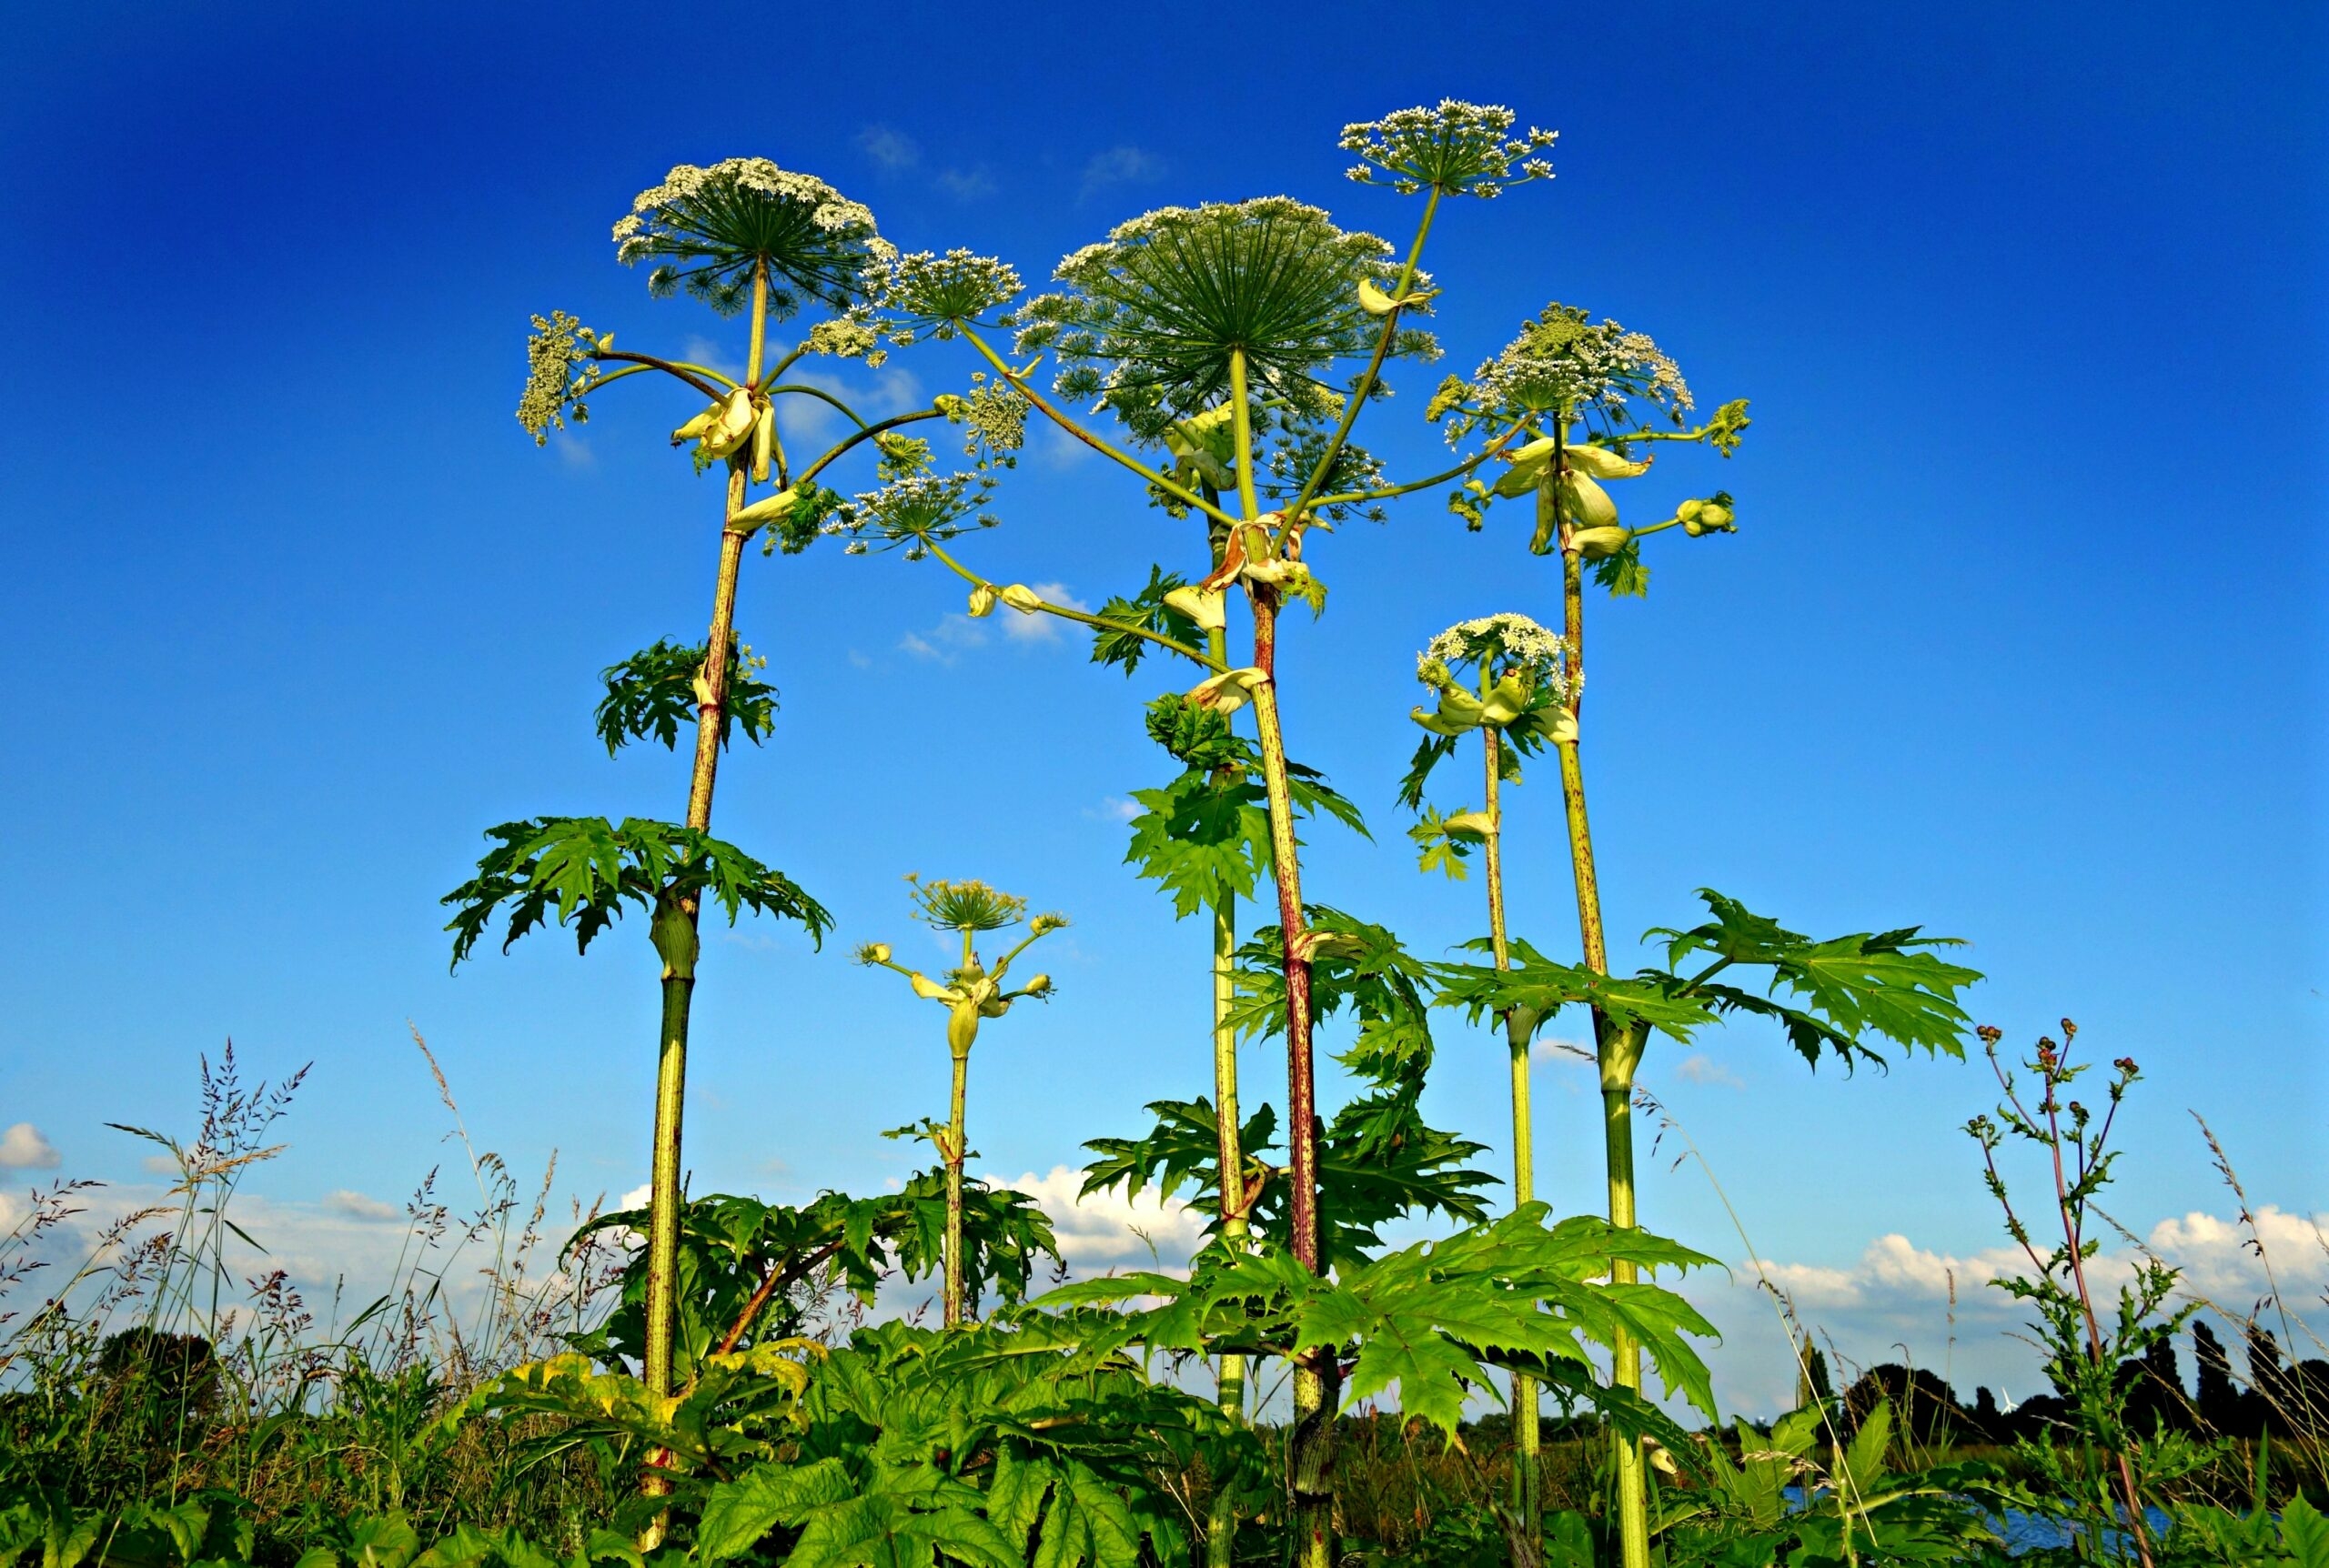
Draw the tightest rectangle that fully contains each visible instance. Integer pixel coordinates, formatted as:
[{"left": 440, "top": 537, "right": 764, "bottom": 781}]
[{"left": 1483, "top": 721, "right": 1542, "bottom": 1539}]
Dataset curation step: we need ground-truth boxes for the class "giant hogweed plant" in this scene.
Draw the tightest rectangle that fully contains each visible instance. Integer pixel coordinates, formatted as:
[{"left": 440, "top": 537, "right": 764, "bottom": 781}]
[
  {"left": 1415, "top": 307, "right": 1739, "bottom": 1565},
  {"left": 1397, "top": 610, "right": 1572, "bottom": 1536},
  {"left": 448, "top": 156, "right": 1017, "bottom": 1516},
  {"left": 862, "top": 101, "right": 1737, "bottom": 1568},
  {"left": 855, "top": 878, "right": 1065, "bottom": 1329}
]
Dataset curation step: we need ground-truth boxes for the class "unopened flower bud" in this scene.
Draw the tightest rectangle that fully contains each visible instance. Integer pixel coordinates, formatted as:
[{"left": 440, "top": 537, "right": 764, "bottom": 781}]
[
  {"left": 1187, "top": 667, "right": 1268, "bottom": 714},
  {"left": 861, "top": 942, "right": 891, "bottom": 964},
  {"left": 1478, "top": 672, "right": 1531, "bottom": 727},
  {"left": 1682, "top": 500, "right": 1735, "bottom": 538},
  {"left": 968, "top": 584, "right": 998, "bottom": 618},
  {"left": 1163, "top": 584, "right": 1226, "bottom": 632},
  {"left": 998, "top": 583, "right": 1044, "bottom": 615},
  {"left": 1569, "top": 525, "right": 1632, "bottom": 559}
]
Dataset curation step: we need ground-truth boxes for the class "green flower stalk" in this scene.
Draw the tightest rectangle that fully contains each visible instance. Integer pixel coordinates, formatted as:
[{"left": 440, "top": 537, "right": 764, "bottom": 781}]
[
  {"left": 483, "top": 158, "right": 1000, "bottom": 1526},
  {"left": 1434, "top": 304, "right": 1749, "bottom": 1568},
  {"left": 858, "top": 879, "right": 1064, "bottom": 1327},
  {"left": 876, "top": 101, "right": 1556, "bottom": 1568},
  {"left": 1399, "top": 612, "right": 1569, "bottom": 1533}
]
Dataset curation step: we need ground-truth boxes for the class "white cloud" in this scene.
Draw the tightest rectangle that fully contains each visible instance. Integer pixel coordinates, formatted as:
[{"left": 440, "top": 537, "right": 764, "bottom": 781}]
[
  {"left": 858, "top": 125, "right": 920, "bottom": 171},
  {"left": 2147, "top": 1205, "right": 2329, "bottom": 1303},
  {"left": 322, "top": 1189, "right": 399, "bottom": 1221},
  {"left": 0, "top": 1123, "right": 58, "bottom": 1170},
  {"left": 1695, "top": 1205, "right": 2329, "bottom": 1415},
  {"left": 780, "top": 366, "right": 925, "bottom": 451},
  {"left": 999, "top": 583, "right": 1089, "bottom": 643},
  {"left": 553, "top": 435, "right": 594, "bottom": 470},
  {"left": 619, "top": 1183, "right": 651, "bottom": 1211},
  {"left": 900, "top": 615, "right": 989, "bottom": 665},
  {"left": 1084, "top": 798, "right": 1142, "bottom": 824},
  {"left": 1080, "top": 146, "right": 1165, "bottom": 200},
  {"left": 1032, "top": 422, "right": 1091, "bottom": 471},
  {"left": 900, "top": 583, "right": 1088, "bottom": 662},
  {"left": 1531, "top": 1036, "right": 1594, "bottom": 1064},
  {"left": 1672, "top": 1053, "right": 1744, "bottom": 1090},
  {"left": 681, "top": 336, "right": 742, "bottom": 381},
  {"left": 936, "top": 166, "right": 997, "bottom": 201},
  {"left": 998, "top": 1164, "right": 1208, "bottom": 1271},
  {"left": 142, "top": 1153, "right": 179, "bottom": 1176}
]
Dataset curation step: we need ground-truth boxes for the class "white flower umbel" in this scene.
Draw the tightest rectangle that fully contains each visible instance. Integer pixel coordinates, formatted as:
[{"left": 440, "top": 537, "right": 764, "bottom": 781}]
[
  {"left": 838, "top": 472, "right": 1000, "bottom": 559},
  {"left": 1340, "top": 100, "right": 1558, "bottom": 198},
  {"left": 882, "top": 249, "right": 1024, "bottom": 341},
  {"left": 1467, "top": 306, "right": 1693, "bottom": 434},
  {"left": 1012, "top": 197, "right": 1428, "bottom": 441},
  {"left": 1421, "top": 612, "right": 1570, "bottom": 695},
  {"left": 612, "top": 157, "right": 893, "bottom": 318}
]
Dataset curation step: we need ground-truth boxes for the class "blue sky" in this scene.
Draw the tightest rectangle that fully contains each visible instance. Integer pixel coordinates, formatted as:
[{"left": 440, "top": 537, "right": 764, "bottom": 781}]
[{"left": 1, "top": 3, "right": 2321, "bottom": 1410}]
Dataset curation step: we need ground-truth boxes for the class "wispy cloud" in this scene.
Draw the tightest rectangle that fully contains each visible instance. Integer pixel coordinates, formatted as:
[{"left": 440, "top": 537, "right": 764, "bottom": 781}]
[
  {"left": 858, "top": 125, "right": 920, "bottom": 172},
  {"left": 0, "top": 1122, "right": 58, "bottom": 1170},
  {"left": 1032, "top": 421, "right": 1092, "bottom": 471},
  {"left": 998, "top": 1164, "right": 1207, "bottom": 1270},
  {"left": 900, "top": 615, "right": 989, "bottom": 665},
  {"left": 1079, "top": 146, "right": 1165, "bottom": 202},
  {"left": 781, "top": 366, "right": 926, "bottom": 451},
  {"left": 681, "top": 335, "right": 743, "bottom": 381},
  {"left": 901, "top": 582, "right": 1088, "bottom": 661},
  {"left": 999, "top": 582, "right": 1090, "bottom": 642},
  {"left": 1673, "top": 1053, "right": 1744, "bottom": 1089},
  {"left": 323, "top": 1189, "right": 400, "bottom": 1221},
  {"left": 936, "top": 166, "right": 998, "bottom": 202},
  {"left": 1084, "top": 797, "right": 1142, "bottom": 824},
  {"left": 1699, "top": 1204, "right": 2329, "bottom": 1415}
]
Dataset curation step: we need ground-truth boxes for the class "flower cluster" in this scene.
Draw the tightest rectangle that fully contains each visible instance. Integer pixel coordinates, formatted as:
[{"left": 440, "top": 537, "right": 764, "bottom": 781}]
[
  {"left": 1341, "top": 101, "right": 1557, "bottom": 198},
  {"left": 611, "top": 157, "right": 892, "bottom": 319},
  {"left": 803, "top": 316, "right": 889, "bottom": 367},
  {"left": 1013, "top": 197, "right": 1429, "bottom": 441},
  {"left": 1265, "top": 430, "right": 1389, "bottom": 522},
  {"left": 907, "top": 875, "right": 1027, "bottom": 933},
  {"left": 936, "top": 373, "right": 1030, "bottom": 469},
  {"left": 1420, "top": 613, "right": 1571, "bottom": 697},
  {"left": 833, "top": 472, "right": 999, "bottom": 559},
  {"left": 517, "top": 311, "right": 603, "bottom": 445},
  {"left": 881, "top": 249, "right": 1023, "bottom": 341},
  {"left": 1451, "top": 305, "right": 1693, "bottom": 440}
]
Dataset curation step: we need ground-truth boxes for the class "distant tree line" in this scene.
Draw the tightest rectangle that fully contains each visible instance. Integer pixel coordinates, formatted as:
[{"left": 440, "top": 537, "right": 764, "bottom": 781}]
[{"left": 1814, "top": 1319, "right": 2327, "bottom": 1446}]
